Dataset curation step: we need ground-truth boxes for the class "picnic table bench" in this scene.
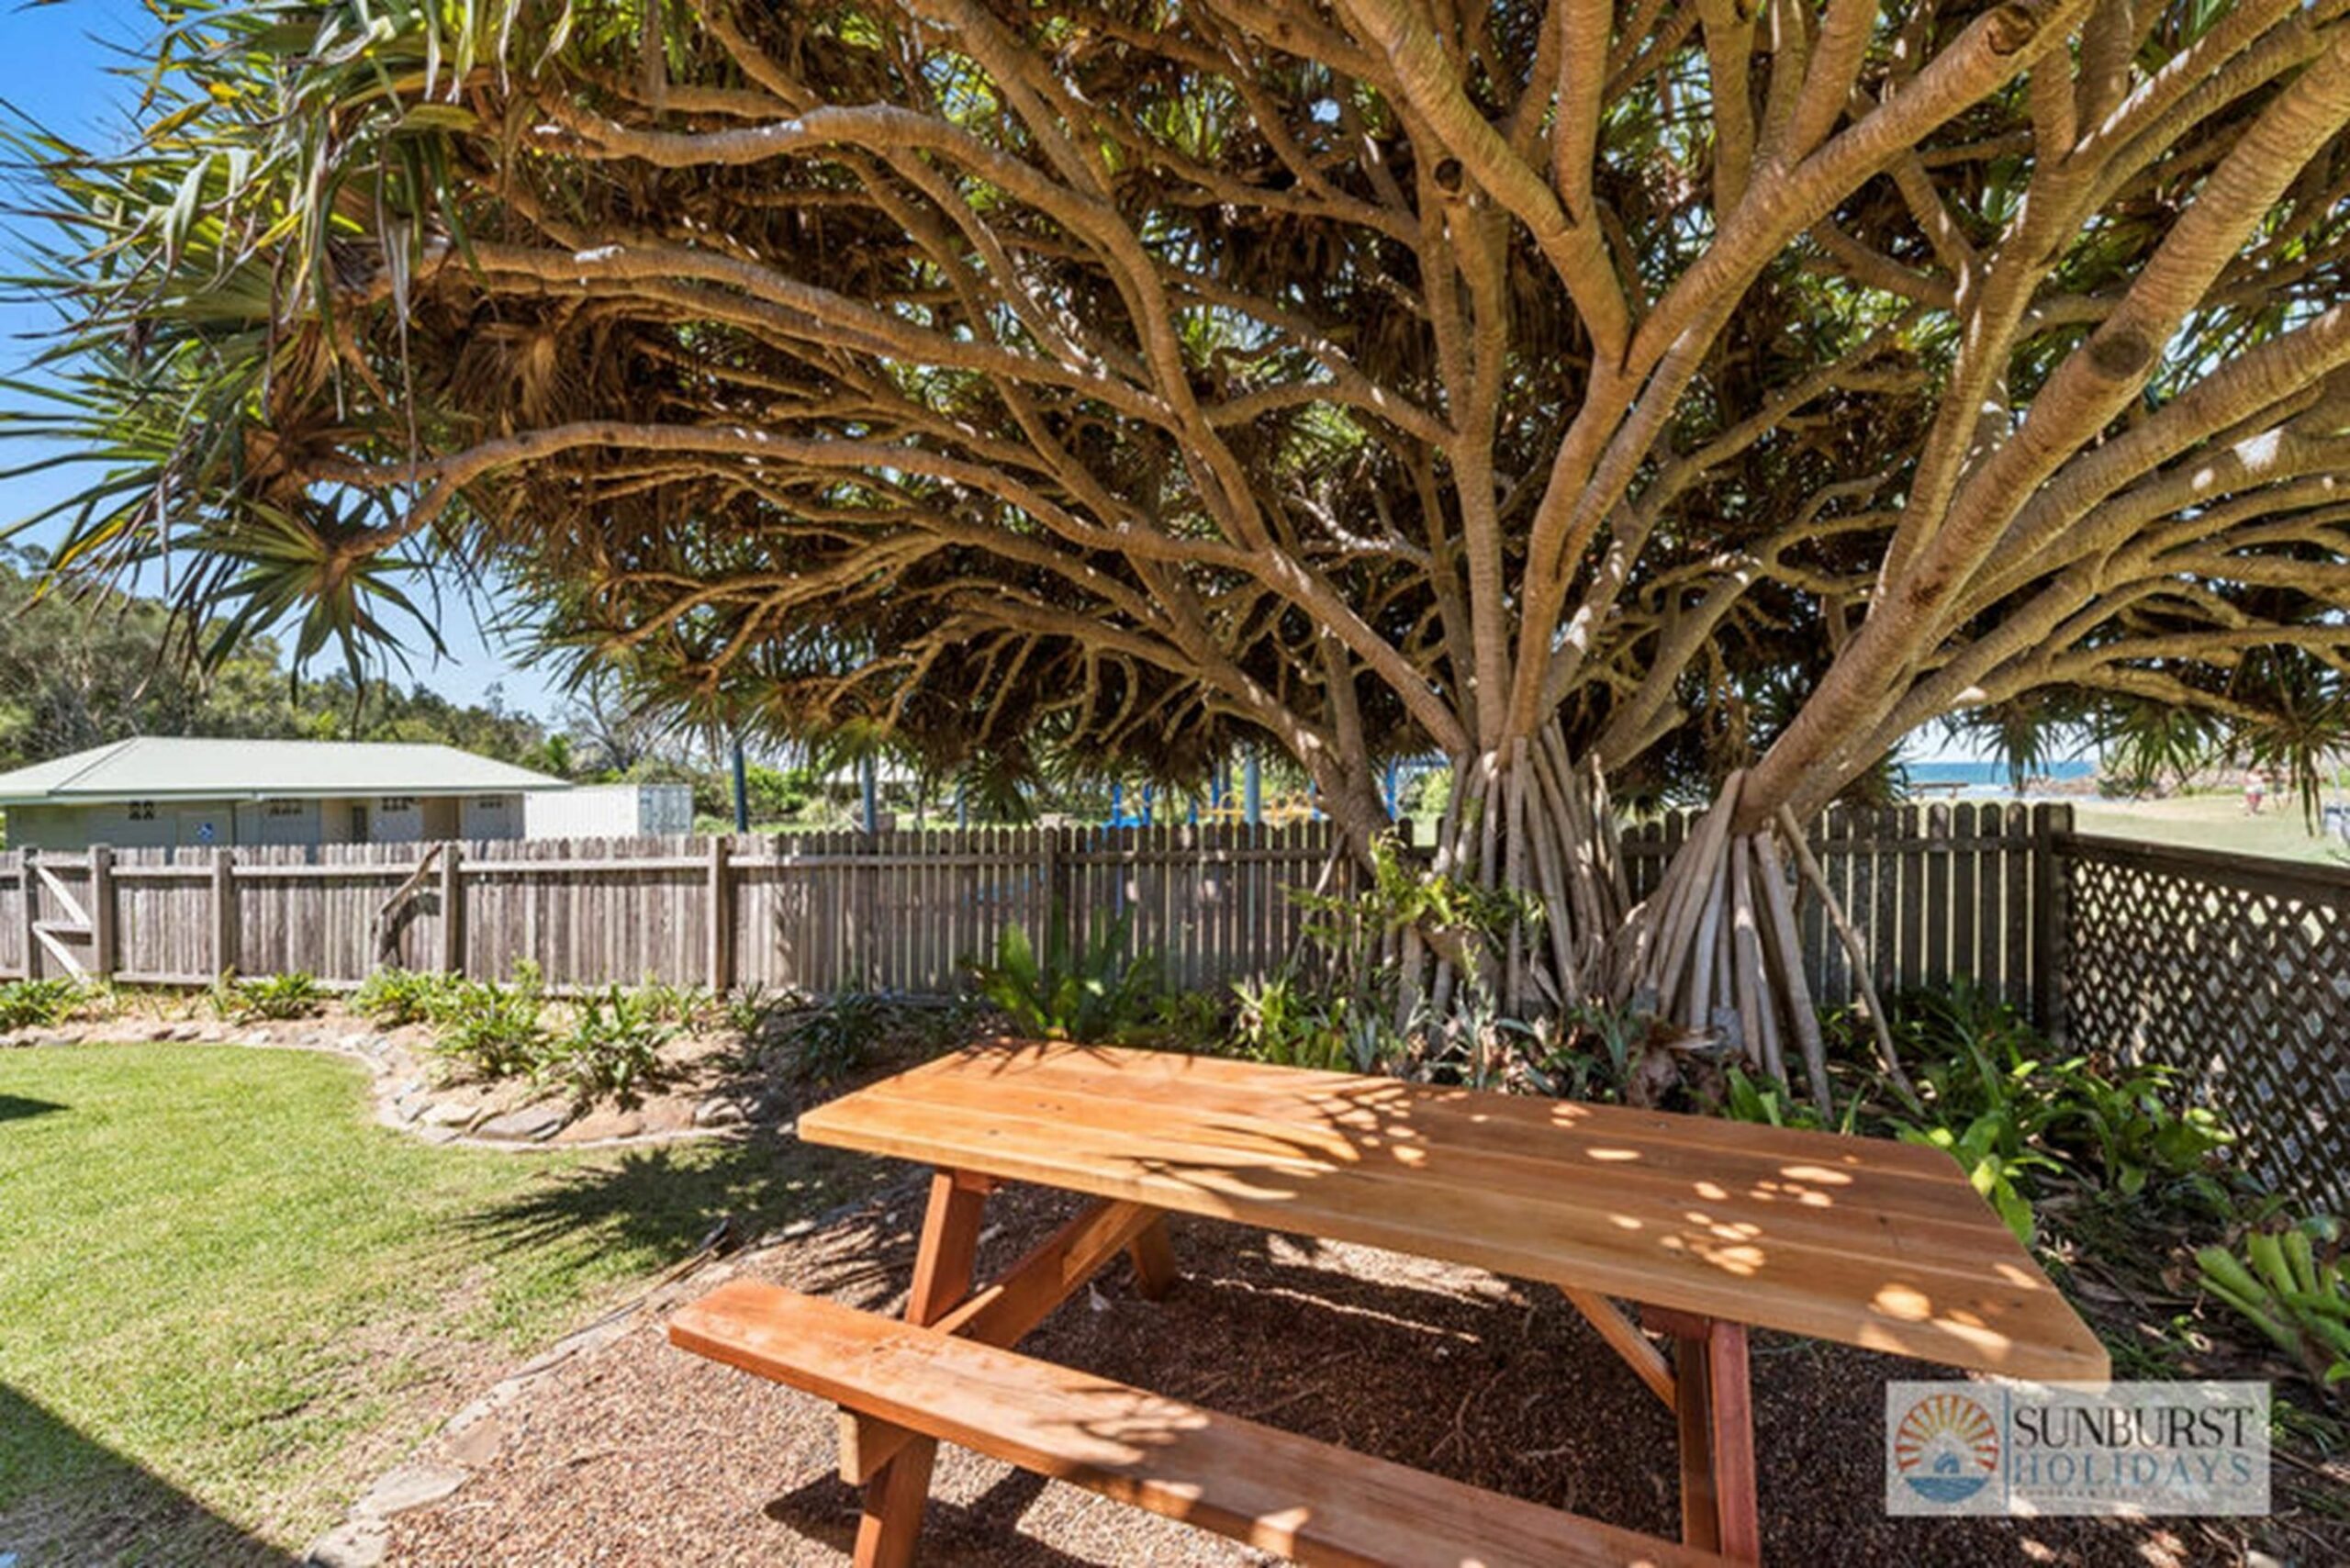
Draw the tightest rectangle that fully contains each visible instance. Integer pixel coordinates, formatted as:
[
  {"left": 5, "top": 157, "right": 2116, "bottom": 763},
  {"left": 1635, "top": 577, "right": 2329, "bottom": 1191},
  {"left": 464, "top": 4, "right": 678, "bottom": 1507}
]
[{"left": 671, "top": 1041, "right": 2108, "bottom": 1566}]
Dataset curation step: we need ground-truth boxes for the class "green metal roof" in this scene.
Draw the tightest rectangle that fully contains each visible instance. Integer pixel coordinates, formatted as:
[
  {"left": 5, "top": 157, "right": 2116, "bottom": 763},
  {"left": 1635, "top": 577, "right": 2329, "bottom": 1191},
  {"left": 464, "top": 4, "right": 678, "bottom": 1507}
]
[{"left": 0, "top": 737, "right": 569, "bottom": 806}]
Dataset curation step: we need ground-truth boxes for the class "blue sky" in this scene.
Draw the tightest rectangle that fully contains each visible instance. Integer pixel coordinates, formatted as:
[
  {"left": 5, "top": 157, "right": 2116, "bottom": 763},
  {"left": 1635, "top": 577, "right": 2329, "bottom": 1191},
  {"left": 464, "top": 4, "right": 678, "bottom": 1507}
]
[{"left": 0, "top": 0, "right": 561, "bottom": 718}]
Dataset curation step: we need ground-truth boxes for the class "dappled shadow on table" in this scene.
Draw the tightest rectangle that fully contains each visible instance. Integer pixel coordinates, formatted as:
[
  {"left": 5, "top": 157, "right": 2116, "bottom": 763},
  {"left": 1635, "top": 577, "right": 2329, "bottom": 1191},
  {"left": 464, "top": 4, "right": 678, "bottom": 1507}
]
[
  {"left": 858, "top": 1041, "right": 2103, "bottom": 1383},
  {"left": 0, "top": 1383, "right": 297, "bottom": 1567}
]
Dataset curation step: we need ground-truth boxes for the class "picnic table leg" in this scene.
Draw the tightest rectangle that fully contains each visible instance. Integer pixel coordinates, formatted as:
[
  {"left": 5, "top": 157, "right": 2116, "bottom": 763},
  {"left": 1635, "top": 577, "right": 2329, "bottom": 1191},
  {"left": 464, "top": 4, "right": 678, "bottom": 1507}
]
[
  {"left": 1126, "top": 1215, "right": 1179, "bottom": 1299},
  {"left": 853, "top": 1169, "right": 992, "bottom": 1568},
  {"left": 1651, "top": 1311, "right": 1760, "bottom": 1564}
]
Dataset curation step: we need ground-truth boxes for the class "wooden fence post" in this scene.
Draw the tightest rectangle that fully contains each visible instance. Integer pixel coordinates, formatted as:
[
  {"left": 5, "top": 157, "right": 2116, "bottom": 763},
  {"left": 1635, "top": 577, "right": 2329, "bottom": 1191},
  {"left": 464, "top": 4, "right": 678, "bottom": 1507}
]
[
  {"left": 1048, "top": 826, "right": 1076, "bottom": 958},
  {"left": 439, "top": 843, "right": 464, "bottom": 975},
  {"left": 88, "top": 846, "right": 116, "bottom": 982},
  {"left": 211, "top": 848, "right": 237, "bottom": 978},
  {"left": 707, "top": 835, "right": 733, "bottom": 993},
  {"left": 17, "top": 849, "right": 38, "bottom": 981},
  {"left": 2030, "top": 804, "right": 2070, "bottom": 1041},
  {"left": 1036, "top": 828, "right": 1060, "bottom": 958}
]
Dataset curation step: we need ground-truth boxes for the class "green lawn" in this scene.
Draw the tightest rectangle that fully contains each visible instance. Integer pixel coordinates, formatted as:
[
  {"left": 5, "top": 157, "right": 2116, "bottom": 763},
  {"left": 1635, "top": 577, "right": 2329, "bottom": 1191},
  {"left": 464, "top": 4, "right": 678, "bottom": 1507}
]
[
  {"left": 2072, "top": 790, "right": 2350, "bottom": 867},
  {"left": 0, "top": 1043, "right": 878, "bottom": 1562}
]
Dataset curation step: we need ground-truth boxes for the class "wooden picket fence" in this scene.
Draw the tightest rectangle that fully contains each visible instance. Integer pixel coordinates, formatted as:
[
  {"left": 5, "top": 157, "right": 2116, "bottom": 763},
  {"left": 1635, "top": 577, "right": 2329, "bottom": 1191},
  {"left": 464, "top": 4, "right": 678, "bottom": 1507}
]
[
  {"left": 5, "top": 800, "right": 2342, "bottom": 1204},
  {"left": 1621, "top": 801, "right": 2346, "bottom": 1213},
  {"left": 1621, "top": 801, "right": 2070, "bottom": 1020},
  {"left": 0, "top": 822, "right": 1353, "bottom": 998}
]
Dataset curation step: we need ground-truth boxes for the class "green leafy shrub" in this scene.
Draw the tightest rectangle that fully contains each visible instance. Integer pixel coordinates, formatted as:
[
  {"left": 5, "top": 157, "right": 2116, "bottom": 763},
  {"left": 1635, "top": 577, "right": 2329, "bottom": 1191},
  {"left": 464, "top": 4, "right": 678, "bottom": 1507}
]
[
  {"left": 2066, "top": 1061, "right": 2234, "bottom": 1201},
  {"left": 429, "top": 961, "right": 548, "bottom": 1081},
  {"left": 723, "top": 980, "right": 796, "bottom": 1037},
  {"left": 1867, "top": 983, "right": 2233, "bottom": 1240},
  {"left": 1714, "top": 1066, "right": 1866, "bottom": 1135},
  {"left": 350, "top": 967, "right": 456, "bottom": 1027},
  {"left": 212, "top": 970, "right": 323, "bottom": 1023},
  {"left": 632, "top": 978, "right": 714, "bottom": 1028},
  {"left": 1901, "top": 1109, "right": 2063, "bottom": 1242},
  {"left": 0, "top": 977, "right": 83, "bottom": 1031},
  {"left": 766, "top": 992, "right": 975, "bottom": 1086},
  {"left": 972, "top": 919, "right": 1159, "bottom": 1044},
  {"left": 1522, "top": 999, "right": 1657, "bottom": 1103},
  {"left": 774, "top": 991, "right": 895, "bottom": 1086},
  {"left": 1230, "top": 975, "right": 1394, "bottom": 1073},
  {"left": 538, "top": 986, "right": 675, "bottom": 1105},
  {"left": 2198, "top": 1215, "right": 2349, "bottom": 1402},
  {"left": 1125, "top": 988, "right": 1229, "bottom": 1053}
]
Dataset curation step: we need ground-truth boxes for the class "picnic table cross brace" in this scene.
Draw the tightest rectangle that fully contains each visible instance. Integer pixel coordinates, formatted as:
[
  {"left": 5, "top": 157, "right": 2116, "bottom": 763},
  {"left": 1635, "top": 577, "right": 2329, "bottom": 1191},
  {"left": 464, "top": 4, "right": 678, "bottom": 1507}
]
[
  {"left": 848, "top": 1169, "right": 1182, "bottom": 1568},
  {"left": 847, "top": 1164, "right": 1760, "bottom": 1566}
]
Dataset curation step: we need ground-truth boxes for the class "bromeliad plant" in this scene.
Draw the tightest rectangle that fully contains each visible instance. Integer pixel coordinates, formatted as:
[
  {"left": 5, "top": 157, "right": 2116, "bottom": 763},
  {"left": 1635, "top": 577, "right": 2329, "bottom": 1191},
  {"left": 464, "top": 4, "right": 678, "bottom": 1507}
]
[
  {"left": 972, "top": 917, "right": 1160, "bottom": 1045},
  {"left": 211, "top": 969, "right": 323, "bottom": 1023},
  {"left": 1281, "top": 832, "right": 1545, "bottom": 1087},
  {"left": 537, "top": 986, "right": 675, "bottom": 1106},
  {"left": 0, "top": 977, "right": 83, "bottom": 1032},
  {"left": 2198, "top": 1215, "right": 2350, "bottom": 1403},
  {"left": 427, "top": 960, "right": 549, "bottom": 1081},
  {"left": 350, "top": 966, "right": 458, "bottom": 1027},
  {"left": 1230, "top": 975, "right": 1404, "bottom": 1076},
  {"left": 1874, "top": 983, "right": 2235, "bottom": 1240}
]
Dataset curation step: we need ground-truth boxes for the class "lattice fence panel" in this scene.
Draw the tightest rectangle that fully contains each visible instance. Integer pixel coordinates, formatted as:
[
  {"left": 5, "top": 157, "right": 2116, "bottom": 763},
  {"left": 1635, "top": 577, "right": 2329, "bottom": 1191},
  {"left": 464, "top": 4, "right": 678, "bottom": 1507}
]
[{"left": 2063, "top": 836, "right": 2350, "bottom": 1214}]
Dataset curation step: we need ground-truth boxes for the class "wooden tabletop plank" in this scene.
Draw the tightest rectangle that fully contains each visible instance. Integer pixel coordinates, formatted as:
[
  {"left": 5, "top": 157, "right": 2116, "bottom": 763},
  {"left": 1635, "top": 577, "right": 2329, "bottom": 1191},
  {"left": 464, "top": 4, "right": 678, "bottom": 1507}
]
[
  {"left": 874, "top": 1047, "right": 2015, "bottom": 1234},
  {"left": 829, "top": 1071, "right": 2028, "bottom": 1274},
  {"left": 800, "top": 1043, "right": 2109, "bottom": 1383}
]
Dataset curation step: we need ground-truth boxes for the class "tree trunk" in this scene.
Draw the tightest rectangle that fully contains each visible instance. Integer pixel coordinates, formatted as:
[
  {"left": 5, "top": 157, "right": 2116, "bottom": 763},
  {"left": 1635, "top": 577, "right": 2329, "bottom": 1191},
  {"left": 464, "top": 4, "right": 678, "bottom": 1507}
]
[
  {"left": 1402, "top": 727, "right": 1841, "bottom": 1116},
  {"left": 1405, "top": 724, "right": 1631, "bottom": 1021}
]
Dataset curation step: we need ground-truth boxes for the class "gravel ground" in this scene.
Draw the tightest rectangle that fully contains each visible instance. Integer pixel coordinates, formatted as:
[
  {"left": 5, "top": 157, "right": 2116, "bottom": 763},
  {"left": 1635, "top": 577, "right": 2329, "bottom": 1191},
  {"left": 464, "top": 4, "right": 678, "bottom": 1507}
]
[{"left": 384, "top": 1170, "right": 2346, "bottom": 1568}]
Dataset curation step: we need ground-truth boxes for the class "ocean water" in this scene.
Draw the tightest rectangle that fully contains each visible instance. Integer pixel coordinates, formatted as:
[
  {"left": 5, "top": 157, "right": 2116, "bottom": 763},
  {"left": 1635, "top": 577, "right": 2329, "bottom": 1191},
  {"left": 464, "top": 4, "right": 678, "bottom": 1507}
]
[
  {"left": 1906, "top": 759, "right": 2096, "bottom": 785},
  {"left": 1905, "top": 758, "right": 2096, "bottom": 797}
]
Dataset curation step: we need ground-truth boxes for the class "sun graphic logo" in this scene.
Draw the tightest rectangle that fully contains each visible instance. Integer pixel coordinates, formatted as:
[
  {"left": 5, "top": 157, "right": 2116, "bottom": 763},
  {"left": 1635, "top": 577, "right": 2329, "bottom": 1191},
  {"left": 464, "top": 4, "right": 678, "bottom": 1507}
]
[{"left": 1893, "top": 1391, "right": 2001, "bottom": 1504}]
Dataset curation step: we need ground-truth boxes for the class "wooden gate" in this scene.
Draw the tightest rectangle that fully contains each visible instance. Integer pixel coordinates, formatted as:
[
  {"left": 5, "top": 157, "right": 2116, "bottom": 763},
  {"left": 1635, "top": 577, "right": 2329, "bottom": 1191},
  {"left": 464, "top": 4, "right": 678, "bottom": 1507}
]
[{"left": 16, "top": 849, "right": 115, "bottom": 981}]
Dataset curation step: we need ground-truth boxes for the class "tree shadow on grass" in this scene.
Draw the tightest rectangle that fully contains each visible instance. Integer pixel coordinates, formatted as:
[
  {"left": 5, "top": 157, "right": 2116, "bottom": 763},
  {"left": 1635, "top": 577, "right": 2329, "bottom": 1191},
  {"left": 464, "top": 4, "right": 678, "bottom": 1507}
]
[
  {"left": 453, "top": 1128, "right": 901, "bottom": 1268},
  {"left": 0, "top": 1383, "right": 298, "bottom": 1567},
  {"left": 0, "top": 1094, "right": 63, "bottom": 1124}
]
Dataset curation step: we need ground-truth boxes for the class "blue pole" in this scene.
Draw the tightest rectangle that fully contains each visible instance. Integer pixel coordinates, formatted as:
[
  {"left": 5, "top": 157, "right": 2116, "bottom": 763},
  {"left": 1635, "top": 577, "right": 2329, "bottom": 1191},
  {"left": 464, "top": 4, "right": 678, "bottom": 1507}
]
[
  {"left": 1244, "top": 753, "right": 1262, "bottom": 825},
  {"left": 1383, "top": 759, "right": 1399, "bottom": 819},
  {"left": 860, "top": 754, "right": 878, "bottom": 834}
]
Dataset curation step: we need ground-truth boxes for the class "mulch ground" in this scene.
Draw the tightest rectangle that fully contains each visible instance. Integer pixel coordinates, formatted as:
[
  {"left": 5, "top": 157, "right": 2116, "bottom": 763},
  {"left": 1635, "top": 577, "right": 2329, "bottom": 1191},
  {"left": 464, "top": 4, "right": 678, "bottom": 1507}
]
[{"left": 385, "top": 1167, "right": 2347, "bottom": 1568}]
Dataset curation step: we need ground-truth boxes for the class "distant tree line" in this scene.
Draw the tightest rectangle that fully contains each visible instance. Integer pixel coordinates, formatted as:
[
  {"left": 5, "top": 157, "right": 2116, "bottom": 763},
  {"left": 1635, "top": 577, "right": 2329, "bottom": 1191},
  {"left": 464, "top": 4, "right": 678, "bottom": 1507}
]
[
  {"left": 0, "top": 548, "right": 1085, "bottom": 824},
  {"left": 0, "top": 546, "right": 558, "bottom": 775}
]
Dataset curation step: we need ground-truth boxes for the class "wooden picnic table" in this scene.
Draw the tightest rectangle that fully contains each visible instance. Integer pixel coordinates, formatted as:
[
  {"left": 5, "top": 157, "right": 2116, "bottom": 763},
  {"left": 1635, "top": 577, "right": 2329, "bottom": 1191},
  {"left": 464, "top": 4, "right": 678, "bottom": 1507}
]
[{"left": 671, "top": 1041, "right": 2108, "bottom": 1567}]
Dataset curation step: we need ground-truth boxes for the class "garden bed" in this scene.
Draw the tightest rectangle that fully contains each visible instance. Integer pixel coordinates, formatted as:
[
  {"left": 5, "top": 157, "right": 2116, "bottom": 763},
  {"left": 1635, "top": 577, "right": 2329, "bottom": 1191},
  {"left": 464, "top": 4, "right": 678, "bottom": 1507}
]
[
  {"left": 367, "top": 1173, "right": 2350, "bottom": 1567},
  {"left": 0, "top": 976, "right": 990, "bottom": 1150}
]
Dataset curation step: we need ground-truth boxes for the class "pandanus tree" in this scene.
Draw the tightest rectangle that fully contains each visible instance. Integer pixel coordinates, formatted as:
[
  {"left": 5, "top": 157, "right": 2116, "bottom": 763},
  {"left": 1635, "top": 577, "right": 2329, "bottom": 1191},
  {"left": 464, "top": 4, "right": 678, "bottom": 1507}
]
[{"left": 14, "top": 0, "right": 2350, "bottom": 1095}]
